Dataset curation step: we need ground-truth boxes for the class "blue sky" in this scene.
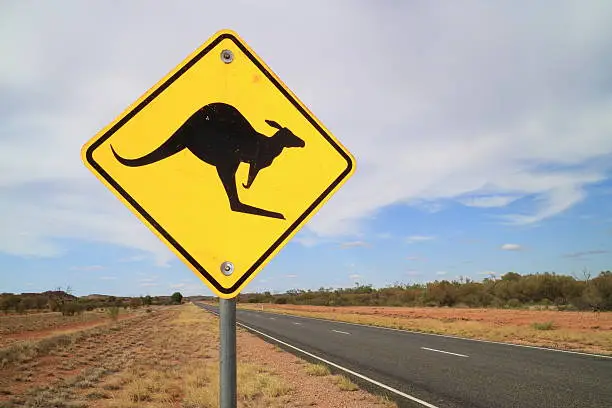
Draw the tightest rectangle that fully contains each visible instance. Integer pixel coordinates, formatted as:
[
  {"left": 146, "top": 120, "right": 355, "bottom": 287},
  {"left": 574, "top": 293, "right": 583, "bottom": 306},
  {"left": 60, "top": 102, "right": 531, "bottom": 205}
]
[{"left": 1, "top": 1, "right": 612, "bottom": 297}]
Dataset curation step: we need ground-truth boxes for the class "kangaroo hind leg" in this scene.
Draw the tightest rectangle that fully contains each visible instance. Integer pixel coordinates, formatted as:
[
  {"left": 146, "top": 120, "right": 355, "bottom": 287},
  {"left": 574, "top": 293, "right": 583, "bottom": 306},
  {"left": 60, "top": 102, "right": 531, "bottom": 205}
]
[{"left": 216, "top": 164, "right": 285, "bottom": 220}]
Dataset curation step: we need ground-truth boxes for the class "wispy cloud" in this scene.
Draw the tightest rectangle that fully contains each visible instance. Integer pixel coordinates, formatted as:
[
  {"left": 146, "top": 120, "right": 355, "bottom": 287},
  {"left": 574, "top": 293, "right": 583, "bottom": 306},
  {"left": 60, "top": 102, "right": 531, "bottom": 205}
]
[
  {"left": 562, "top": 250, "right": 608, "bottom": 259},
  {"left": 406, "top": 235, "right": 435, "bottom": 244},
  {"left": 436, "top": 271, "right": 447, "bottom": 276},
  {"left": 406, "top": 256, "right": 421, "bottom": 261},
  {"left": 283, "top": 274, "right": 298, "bottom": 279},
  {"left": 349, "top": 274, "right": 361, "bottom": 280},
  {"left": 500, "top": 243, "right": 523, "bottom": 251},
  {"left": 460, "top": 195, "right": 521, "bottom": 208},
  {"left": 338, "top": 241, "right": 369, "bottom": 249},
  {"left": 479, "top": 271, "right": 498, "bottom": 277},
  {"left": 99, "top": 276, "right": 117, "bottom": 280}
]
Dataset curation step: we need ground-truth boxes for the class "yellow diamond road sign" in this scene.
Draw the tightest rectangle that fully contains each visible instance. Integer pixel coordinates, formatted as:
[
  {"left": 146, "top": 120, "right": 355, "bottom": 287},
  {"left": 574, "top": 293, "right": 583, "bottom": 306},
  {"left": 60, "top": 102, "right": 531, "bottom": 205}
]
[{"left": 81, "top": 29, "right": 356, "bottom": 298}]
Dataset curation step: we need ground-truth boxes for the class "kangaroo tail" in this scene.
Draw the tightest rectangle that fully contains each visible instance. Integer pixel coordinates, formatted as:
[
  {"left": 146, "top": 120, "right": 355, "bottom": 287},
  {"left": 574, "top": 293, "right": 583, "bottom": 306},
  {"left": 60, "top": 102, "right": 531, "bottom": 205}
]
[{"left": 110, "top": 131, "right": 186, "bottom": 167}]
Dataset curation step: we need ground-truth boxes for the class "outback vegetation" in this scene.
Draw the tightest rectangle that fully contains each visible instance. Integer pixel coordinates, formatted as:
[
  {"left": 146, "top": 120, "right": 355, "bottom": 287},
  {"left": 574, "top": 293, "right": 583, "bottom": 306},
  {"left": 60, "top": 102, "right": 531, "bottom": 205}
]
[
  {"left": 238, "top": 270, "right": 612, "bottom": 311},
  {"left": 0, "top": 302, "right": 396, "bottom": 407},
  {"left": 0, "top": 287, "right": 182, "bottom": 317},
  {"left": 233, "top": 271, "right": 612, "bottom": 356}
]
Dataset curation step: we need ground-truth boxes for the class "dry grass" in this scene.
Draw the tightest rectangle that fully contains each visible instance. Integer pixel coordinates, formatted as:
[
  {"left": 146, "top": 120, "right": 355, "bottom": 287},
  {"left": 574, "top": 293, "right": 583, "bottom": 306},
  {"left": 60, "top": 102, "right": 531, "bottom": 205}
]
[
  {"left": 0, "top": 309, "right": 166, "bottom": 407},
  {"left": 0, "top": 311, "right": 150, "bottom": 369},
  {"left": 1, "top": 304, "right": 397, "bottom": 408},
  {"left": 532, "top": 321, "right": 556, "bottom": 330},
  {"left": 93, "top": 304, "right": 295, "bottom": 408},
  {"left": 305, "top": 363, "right": 331, "bottom": 376},
  {"left": 0, "top": 308, "right": 139, "bottom": 350},
  {"left": 331, "top": 375, "right": 359, "bottom": 391},
  {"left": 236, "top": 304, "right": 612, "bottom": 355},
  {"left": 0, "top": 310, "right": 107, "bottom": 335}
]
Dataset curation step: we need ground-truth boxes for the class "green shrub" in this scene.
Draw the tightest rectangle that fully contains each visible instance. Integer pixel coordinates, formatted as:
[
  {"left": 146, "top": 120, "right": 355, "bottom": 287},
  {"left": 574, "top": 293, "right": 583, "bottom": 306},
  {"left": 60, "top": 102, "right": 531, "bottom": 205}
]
[
  {"left": 506, "top": 298, "right": 522, "bottom": 308},
  {"left": 107, "top": 306, "right": 120, "bottom": 321},
  {"left": 532, "top": 321, "right": 555, "bottom": 330},
  {"left": 61, "top": 302, "right": 85, "bottom": 316}
]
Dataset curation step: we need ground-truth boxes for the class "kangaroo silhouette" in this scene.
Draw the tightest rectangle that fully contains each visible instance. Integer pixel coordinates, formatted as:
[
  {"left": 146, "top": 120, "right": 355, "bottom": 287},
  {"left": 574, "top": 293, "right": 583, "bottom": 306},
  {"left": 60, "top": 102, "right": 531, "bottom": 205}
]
[{"left": 109, "top": 102, "right": 305, "bottom": 220}]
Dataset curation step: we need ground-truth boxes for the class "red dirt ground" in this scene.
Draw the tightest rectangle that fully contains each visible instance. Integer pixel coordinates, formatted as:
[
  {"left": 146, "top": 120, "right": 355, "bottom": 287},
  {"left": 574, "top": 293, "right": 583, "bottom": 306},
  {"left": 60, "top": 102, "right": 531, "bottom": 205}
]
[
  {"left": 255, "top": 304, "right": 612, "bottom": 331},
  {"left": 0, "top": 314, "right": 136, "bottom": 349}
]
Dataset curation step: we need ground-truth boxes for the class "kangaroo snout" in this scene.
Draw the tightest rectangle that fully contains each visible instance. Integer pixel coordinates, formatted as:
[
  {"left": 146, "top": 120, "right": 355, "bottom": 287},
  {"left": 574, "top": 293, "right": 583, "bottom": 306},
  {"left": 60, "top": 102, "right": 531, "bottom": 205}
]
[{"left": 283, "top": 131, "right": 306, "bottom": 148}]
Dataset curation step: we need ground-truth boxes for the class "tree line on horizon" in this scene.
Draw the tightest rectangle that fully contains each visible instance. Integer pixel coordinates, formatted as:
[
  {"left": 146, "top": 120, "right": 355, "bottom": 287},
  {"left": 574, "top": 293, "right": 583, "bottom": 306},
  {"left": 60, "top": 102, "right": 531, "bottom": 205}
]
[
  {"left": 238, "top": 270, "right": 612, "bottom": 311},
  {"left": 0, "top": 288, "right": 185, "bottom": 315}
]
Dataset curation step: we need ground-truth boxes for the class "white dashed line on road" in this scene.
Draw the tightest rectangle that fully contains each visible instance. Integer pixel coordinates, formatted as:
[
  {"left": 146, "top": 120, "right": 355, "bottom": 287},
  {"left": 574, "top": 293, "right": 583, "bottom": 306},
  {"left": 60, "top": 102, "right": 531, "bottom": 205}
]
[
  {"left": 421, "top": 347, "right": 469, "bottom": 358},
  {"left": 332, "top": 329, "right": 351, "bottom": 335},
  {"left": 237, "top": 322, "right": 440, "bottom": 408}
]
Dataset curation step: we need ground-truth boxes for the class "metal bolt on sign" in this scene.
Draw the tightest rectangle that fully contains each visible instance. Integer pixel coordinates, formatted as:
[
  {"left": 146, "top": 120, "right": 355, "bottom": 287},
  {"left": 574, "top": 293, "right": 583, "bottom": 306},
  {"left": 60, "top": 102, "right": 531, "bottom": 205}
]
[
  {"left": 221, "top": 49, "right": 234, "bottom": 63},
  {"left": 221, "top": 261, "right": 234, "bottom": 276}
]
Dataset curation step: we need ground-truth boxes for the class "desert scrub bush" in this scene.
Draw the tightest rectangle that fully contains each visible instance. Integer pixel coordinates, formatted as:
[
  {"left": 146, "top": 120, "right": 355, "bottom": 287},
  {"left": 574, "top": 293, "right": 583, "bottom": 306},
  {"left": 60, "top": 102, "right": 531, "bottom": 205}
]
[
  {"left": 107, "top": 306, "right": 120, "bottom": 321},
  {"left": 532, "top": 321, "right": 556, "bottom": 330},
  {"left": 305, "top": 363, "right": 330, "bottom": 376},
  {"left": 506, "top": 298, "right": 522, "bottom": 308},
  {"left": 332, "top": 374, "right": 359, "bottom": 391},
  {"left": 0, "top": 335, "right": 71, "bottom": 368},
  {"left": 61, "top": 301, "right": 85, "bottom": 316}
]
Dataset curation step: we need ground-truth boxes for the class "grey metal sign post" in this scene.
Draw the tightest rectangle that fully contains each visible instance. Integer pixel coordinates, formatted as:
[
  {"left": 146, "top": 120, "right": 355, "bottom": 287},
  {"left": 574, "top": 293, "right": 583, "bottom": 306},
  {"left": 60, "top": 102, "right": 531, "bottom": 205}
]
[
  {"left": 219, "top": 262, "right": 237, "bottom": 408},
  {"left": 219, "top": 297, "right": 236, "bottom": 407}
]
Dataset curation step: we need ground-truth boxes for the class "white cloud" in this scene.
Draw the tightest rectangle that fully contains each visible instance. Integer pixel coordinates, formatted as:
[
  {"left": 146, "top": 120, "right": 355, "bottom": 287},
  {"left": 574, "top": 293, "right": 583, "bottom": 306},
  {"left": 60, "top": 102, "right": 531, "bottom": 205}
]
[
  {"left": 479, "top": 271, "right": 498, "bottom": 277},
  {"left": 2, "top": 1, "right": 612, "bottom": 262},
  {"left": 460, "top": 195, "right": 521, "bottom": 208},
  {"left": 436, "top": 271, "right": 448, "bottom": 276},
  {"left": 283, "top": 274, "right": 298, "bottom": 279},
  {"left": 500, "top": 243, "right": 522, "bottom": 251},
  {"left": 349, "top": 274, "right": 361, "bottom": 280},
  {"left": 406, "top": 235, "right": 436, "bottom": 244},
  {"left": 339, "top": 241, "right": 369, "bottom": 249}
]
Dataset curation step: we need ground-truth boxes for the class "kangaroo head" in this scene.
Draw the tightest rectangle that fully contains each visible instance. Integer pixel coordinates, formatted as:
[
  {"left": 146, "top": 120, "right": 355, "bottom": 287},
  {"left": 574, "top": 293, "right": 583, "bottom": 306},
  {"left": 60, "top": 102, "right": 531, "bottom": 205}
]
[{"left": 266, "top": 120, "right": 305, "bottom": 148}]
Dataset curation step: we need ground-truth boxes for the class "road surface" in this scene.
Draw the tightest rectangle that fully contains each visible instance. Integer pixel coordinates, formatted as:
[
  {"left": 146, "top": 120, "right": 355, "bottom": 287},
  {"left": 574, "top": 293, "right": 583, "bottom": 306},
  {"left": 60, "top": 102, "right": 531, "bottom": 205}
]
[{"left": 197, "top": 303, "right": 611, "bottom": 408}]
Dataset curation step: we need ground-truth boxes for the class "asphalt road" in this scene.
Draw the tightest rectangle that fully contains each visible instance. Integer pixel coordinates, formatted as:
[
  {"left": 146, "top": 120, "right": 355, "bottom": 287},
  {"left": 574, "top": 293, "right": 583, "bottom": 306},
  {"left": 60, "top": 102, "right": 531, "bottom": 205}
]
[{"left": 197, "top": 303, "right": 612, "bottom": 408}]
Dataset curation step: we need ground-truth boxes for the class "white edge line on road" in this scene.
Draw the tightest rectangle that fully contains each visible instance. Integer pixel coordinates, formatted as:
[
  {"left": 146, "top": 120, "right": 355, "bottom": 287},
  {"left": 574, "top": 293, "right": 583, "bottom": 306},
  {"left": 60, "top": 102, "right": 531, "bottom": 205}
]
[
  {"left": 237, "top": 321, "right": 440, "bottom": 408},
  {"left": 197, "top": 305, "right": 439, "bottom": 408},
  {"left": 332, "top": 329, "right": 351, "bottom": 335},
  {"left": 238, "top": 308, "right": 612, "bottom": 359},
  {"left": 421, "top": 347, "right": 468, "bottom": 358}
]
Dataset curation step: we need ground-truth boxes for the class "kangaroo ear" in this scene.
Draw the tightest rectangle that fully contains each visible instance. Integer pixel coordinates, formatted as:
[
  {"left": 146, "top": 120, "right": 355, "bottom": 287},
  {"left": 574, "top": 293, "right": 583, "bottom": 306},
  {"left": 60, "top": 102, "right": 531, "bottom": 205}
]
[{"left": 265, "top": 119, "right": 282, "bottom": 129}]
